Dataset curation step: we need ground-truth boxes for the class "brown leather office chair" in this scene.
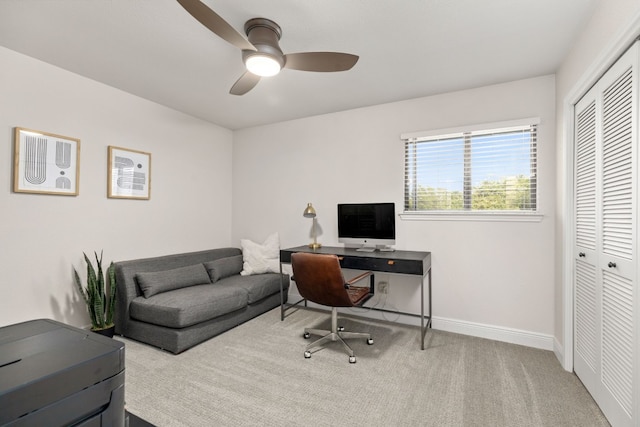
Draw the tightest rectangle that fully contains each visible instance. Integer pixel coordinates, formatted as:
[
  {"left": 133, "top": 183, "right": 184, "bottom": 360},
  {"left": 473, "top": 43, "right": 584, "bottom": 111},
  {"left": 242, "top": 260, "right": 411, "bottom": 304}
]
[{"left": 291, "top": 252, "right": 374, "bottom": 363}]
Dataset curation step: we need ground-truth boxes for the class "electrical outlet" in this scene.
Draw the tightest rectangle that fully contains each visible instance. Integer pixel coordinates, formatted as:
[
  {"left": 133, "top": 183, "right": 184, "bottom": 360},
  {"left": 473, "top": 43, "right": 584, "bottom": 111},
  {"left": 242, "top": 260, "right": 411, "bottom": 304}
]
[{"left": 378, "top": 281, "right": 389, "bottom": 294}]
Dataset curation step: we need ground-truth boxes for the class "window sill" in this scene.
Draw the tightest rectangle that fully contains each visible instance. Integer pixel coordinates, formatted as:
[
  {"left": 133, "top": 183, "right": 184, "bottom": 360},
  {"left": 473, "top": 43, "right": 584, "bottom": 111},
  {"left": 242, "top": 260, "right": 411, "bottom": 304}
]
[{"left": 399, "top": 211, "right": 544, "bottom": 223}]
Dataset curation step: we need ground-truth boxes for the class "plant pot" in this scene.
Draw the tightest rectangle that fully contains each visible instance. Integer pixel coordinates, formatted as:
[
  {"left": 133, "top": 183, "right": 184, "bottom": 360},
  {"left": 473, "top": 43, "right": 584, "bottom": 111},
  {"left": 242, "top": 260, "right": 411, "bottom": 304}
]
[{"left": 92, "top": 325, "right": 115, "bottom": 338}]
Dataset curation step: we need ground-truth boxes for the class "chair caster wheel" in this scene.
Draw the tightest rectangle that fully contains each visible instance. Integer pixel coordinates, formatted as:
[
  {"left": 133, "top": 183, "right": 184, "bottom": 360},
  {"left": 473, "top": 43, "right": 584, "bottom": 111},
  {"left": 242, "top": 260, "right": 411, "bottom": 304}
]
[
  {"left": 303, "top": 332, "right": 310, "bottom": 339},
  {"left": 338, "top": 326, "right": 345, "bottom": 332},
  {"left": 367, "top": 338, "right": 374, "bottom": 345},
  {"left": 349, "top": 356, "right": 356, "bottom": 364},
  {"left": 304, "top": 351, "right": 311, "bottom": 359}
]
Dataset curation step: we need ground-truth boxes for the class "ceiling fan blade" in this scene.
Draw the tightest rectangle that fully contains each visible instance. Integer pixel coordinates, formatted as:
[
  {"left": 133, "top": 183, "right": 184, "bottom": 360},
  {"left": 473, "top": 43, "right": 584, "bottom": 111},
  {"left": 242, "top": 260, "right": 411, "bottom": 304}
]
[
  {"left": 229, "top": 71, "right": 261, "bottom": 95},
  {"left": 177, "top": 0, "right": 256, "bottom": 51},
  {"left": 283, "top": 52, "right": 359, "bottom": 72}
]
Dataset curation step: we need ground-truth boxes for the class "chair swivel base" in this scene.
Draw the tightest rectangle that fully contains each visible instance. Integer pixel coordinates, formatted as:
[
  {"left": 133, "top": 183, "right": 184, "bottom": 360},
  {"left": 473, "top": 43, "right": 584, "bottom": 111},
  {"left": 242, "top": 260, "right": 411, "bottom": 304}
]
[{"left": 302, "top": 309, "right": 373, "bottom": 363}]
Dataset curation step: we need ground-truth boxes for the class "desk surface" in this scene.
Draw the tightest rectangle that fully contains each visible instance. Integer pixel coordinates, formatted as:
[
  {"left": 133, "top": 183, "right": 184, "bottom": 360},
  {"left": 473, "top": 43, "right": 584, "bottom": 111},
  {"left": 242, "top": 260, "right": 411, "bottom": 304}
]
[{"left": 280, "top": 245, "right": 431, "bottom": 276}]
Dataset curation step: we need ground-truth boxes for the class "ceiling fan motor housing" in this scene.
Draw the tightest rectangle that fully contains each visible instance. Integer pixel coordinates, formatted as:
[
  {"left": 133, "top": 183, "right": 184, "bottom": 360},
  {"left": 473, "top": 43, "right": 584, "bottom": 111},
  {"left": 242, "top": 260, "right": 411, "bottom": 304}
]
[{"left": 242, "top": 18, "right": 285, "bottom": 69}]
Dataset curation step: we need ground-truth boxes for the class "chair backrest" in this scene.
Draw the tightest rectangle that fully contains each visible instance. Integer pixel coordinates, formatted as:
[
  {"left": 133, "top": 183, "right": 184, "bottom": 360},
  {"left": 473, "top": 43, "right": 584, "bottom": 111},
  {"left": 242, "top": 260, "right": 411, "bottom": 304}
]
[{"left": 291, "top": 252, "right": 355, "bottom": 308}]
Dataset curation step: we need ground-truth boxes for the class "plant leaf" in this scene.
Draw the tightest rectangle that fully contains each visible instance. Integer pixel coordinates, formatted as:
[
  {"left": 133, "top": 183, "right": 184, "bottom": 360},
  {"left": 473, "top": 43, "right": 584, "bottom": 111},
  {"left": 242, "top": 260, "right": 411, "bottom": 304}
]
[
  {"left": 73, "top": 267, "right": 89, "bottom": 305},
  {"left": 106, "top": 262, "right": 117, "bottom": 326}
]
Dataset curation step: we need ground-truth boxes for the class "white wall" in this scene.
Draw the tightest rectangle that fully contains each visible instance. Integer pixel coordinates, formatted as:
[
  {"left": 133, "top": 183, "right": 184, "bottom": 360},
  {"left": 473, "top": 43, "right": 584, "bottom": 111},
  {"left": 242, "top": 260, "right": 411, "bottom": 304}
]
[
  {"left": 0, "top": 46, "right": 234, "bottom": 328},
  {"left": 554, "top": 0, "right": 640, "bottom": 366},
  {"left": 232, "top": 75, "right": 557, "bottom": 348}
]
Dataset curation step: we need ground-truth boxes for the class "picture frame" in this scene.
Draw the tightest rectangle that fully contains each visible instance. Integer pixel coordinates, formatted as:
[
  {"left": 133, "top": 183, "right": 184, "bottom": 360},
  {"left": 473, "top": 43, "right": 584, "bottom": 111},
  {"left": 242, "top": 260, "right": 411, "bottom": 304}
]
[
  {"left": 107, "top": 146, "right": 151, "bottom": 200},
  {"left": 13, "top": 127, "right": 80, "bottom": 196}
]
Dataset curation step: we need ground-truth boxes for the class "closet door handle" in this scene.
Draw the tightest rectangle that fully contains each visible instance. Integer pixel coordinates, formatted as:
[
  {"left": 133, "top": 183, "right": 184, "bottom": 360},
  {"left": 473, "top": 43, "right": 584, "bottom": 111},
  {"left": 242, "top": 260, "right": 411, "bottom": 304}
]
[
  {"left": 608, "top": 262, "right": 617, "bottom": 268},
  {"left": 578, "top": 252, "right": 586, "bottom": 258}
]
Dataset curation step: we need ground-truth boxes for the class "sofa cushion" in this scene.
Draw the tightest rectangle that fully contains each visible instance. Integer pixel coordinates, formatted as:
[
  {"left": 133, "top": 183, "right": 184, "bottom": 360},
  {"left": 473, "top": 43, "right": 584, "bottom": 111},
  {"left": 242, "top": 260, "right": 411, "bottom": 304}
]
[
  {"left": 129, "top": 284, "right": 248, "bottom": 328},
  {"left": 217, "top": 273, "right": 282, "bottom": 304},
  {"left": 203, "top": 255, "right": 244, "bottom": 283},
  {"left": 136, "top": 264, "right": 211, "bottom": 298},
  {"left": 240, "top": 232, "right": 280, "bottom": 276}
]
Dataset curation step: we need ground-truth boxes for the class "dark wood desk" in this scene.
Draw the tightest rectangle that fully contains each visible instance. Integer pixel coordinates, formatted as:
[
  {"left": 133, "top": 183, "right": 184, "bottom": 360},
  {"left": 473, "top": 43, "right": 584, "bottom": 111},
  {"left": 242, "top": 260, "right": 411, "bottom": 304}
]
[{"left": 279, "top": 246, "right": 432, "bottom": 350}]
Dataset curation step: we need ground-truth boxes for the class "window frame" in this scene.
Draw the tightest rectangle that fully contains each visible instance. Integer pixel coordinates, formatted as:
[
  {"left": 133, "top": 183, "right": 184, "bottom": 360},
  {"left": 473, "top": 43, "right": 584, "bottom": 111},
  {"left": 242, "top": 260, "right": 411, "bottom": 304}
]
[{"left": 400, "top": 118, "right": 543, "bottom": 222}]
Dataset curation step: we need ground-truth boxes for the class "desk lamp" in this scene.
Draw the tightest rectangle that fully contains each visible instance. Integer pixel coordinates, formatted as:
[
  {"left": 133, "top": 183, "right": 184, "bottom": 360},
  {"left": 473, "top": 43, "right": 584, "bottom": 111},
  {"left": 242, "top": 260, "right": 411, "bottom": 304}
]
[{"left": 303, "top": 203, "right": 322, "bottom": 249}]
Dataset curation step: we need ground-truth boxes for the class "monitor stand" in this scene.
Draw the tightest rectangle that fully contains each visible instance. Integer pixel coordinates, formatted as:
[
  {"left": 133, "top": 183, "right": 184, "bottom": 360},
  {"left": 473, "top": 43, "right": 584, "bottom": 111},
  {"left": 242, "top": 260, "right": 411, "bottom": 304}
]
[{"left": 355, "top": 245, "right": 396, "bottom": 252}]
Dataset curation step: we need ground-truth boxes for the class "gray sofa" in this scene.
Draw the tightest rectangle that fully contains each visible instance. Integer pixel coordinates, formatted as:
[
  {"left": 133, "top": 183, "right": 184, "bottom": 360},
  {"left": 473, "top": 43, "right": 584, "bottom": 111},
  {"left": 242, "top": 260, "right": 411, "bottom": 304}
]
[{"left": 114, "top": 248, "right": 289, "bottom": 354}]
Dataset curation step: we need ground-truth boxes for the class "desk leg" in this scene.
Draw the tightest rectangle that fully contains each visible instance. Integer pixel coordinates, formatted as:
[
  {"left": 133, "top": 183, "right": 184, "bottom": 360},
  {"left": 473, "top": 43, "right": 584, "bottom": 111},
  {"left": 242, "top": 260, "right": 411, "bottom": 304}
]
[
  {"left": 429, "top": 268, "right": 432, "bottom": 330},
  {"left": 279, "top": 262, "right": 307, "bottom": 321},
  {"left": 421, "top": 273, "right": 425, "bottom": 350},
  {"left": 420, "top": 268, "right": 433, "bottom": 350},
  {"left": 279, "top": 262, "right": 285, "bottom": 321}
]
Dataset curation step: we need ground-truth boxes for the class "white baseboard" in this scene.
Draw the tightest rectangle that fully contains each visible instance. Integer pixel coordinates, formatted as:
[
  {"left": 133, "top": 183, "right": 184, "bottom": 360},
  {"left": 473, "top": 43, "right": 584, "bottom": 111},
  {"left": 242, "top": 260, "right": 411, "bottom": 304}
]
[
  {"left": 288, "top": 292, "right": 555, "bottom": 351},
  {"left": 433, "top": 316, "right": 554, "bottom": 351}
]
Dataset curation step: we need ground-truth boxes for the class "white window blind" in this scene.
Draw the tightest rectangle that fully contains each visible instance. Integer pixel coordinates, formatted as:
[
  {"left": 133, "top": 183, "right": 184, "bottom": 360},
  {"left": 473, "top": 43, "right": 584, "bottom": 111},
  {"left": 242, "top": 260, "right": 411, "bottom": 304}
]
[{"left": 403, "top": 119, "right": 538, "bottom": 213}]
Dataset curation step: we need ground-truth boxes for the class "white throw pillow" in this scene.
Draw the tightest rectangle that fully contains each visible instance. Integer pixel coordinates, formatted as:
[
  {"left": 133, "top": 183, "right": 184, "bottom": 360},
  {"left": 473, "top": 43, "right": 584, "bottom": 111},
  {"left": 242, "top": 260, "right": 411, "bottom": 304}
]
[{"left": 240, "top": 232, "right": 280, "bottom": 276}]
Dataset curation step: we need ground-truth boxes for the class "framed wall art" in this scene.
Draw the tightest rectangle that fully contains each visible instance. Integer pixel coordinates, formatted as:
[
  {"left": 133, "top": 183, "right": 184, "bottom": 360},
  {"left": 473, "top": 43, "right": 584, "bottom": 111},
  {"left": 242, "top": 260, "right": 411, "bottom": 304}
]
[
  {"left": 107, "top": 146, "right": 151, "bottom": 200},
  {"left": 13, "top": 127, "right": 80, "bottom": 196}
]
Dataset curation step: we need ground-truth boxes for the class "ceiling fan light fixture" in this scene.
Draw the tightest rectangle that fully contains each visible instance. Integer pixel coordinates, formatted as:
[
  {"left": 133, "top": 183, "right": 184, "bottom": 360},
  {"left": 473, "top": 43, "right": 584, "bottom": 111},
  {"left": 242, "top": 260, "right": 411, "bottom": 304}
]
[
  {"left": 178, "top": 2, "right": 359, "bottom": 95},
  {"left": 245, "top": 54, "right": 281, "bottom": 77}
]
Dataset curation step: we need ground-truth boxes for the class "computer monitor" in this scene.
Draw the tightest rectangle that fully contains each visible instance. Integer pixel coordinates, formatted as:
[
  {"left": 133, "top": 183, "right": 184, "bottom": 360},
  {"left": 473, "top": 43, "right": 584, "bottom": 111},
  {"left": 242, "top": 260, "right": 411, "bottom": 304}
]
[{"left": 337, "top": 202, "right": 396, "bottom": 251}]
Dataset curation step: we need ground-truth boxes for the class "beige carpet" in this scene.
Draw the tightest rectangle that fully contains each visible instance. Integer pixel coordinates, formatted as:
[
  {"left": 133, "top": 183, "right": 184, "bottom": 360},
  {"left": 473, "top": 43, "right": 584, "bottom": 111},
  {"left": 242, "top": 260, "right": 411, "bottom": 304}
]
[{"left": 118, "top": 307, "right": 609, "bottom": 427}]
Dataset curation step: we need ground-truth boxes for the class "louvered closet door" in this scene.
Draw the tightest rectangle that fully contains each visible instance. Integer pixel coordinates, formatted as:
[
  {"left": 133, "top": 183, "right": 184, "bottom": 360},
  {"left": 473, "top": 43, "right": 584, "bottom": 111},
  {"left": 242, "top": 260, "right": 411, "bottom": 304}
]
[
  {"left": 573, "top": 41, "right": 638, "bottom": 427},
  {"left": 574, "top": 89, "right": 600, "bottom": 396}
]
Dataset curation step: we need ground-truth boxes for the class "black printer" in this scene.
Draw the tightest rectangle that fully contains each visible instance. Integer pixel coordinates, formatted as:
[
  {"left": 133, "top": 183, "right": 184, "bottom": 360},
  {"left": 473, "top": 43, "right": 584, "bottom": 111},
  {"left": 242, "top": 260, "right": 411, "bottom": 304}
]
[{"left": 0, "top": 319, "right": 125, "bottom": 426}]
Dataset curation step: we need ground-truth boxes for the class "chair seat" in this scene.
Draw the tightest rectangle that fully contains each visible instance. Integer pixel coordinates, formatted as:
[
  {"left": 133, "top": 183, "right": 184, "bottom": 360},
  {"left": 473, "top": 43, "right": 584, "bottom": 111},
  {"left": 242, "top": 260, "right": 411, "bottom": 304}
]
[{"left": 347, "top": 286, "right": 370, "bottom": 305}]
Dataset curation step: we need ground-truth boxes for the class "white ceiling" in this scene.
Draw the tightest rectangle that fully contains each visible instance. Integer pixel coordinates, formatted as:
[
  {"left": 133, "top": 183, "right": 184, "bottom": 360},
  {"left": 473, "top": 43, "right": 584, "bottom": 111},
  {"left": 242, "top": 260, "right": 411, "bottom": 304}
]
[{"left": 0, "top": 0, "right": 598, "bottom": 130}]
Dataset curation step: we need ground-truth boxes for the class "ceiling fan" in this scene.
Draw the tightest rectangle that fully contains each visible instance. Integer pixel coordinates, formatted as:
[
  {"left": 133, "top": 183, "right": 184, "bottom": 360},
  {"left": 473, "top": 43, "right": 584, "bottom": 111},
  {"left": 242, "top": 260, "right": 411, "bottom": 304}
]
[{"left": 177, "top": 0, "right": 359, "bottom": 95}]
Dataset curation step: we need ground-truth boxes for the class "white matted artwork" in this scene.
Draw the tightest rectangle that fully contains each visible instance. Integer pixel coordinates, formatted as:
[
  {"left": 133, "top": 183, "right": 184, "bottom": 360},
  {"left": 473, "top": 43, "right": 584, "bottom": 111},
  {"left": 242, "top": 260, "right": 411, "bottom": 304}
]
[
  {"left": 107, "top": 146, "right": 151, "bottom": 200},
  {"left": 13, "top": 127, "right": 80, "bottom": 196}
]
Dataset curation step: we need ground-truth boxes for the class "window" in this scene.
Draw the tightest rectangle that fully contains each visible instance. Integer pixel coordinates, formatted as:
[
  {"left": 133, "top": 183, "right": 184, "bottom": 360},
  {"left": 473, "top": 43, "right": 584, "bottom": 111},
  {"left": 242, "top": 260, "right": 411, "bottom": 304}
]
[{"left": 402, "top": 119, "right": 538, "bottom": 214}]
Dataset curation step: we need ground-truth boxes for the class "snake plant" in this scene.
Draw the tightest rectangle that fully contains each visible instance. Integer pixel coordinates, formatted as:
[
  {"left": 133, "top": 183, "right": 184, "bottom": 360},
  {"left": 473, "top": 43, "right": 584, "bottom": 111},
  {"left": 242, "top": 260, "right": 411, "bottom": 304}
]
[{"left": 73, "top": 251, "right": 117, "bottom": 331}]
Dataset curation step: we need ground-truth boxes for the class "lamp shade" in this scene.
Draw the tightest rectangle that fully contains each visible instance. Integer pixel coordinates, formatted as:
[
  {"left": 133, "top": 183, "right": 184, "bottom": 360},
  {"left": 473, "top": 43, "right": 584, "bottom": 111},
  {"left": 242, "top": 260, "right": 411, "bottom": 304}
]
[{"left": 303, "top": 203, "right": 317, "bottom": 218}]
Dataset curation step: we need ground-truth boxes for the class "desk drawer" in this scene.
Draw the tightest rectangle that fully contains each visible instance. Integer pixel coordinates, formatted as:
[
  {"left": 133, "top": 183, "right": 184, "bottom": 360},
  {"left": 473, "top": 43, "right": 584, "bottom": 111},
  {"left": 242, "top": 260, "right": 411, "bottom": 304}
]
[{"left": 339, "top": 257, "right": 423, "bottom": 275}]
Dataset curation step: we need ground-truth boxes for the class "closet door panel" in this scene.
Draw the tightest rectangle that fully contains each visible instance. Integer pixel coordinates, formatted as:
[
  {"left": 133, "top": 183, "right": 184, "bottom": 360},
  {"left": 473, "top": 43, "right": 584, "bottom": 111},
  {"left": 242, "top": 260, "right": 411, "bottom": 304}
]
[
  {"left": 575, "top": 258, "right": 598, "bottom": 372},
  {"left": 598, "top": 47, "right": 637, "bottom": 425},
  {"left": 602, "top": 66, "right": 634, "bottom": 262},
  {"left": 575, "top": 98, "right": 598, "bottom": 254},
  {"left": 602, "top": 270, "right": 634, "bottom": 417},
  {"left": 574, "top": 93, "right": 600, "bottom": 390}
]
